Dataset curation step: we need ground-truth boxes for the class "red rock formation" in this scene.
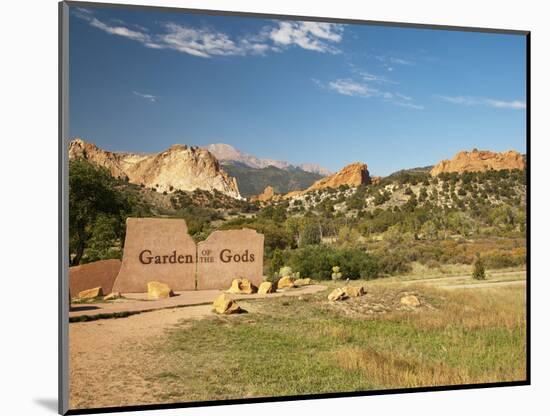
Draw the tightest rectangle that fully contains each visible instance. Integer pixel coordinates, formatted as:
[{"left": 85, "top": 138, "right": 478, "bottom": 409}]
[
  {"left": 430, "top": 149, "right": 525, "bottom": 177},
  {"left": 250, "top": 186, "right": 277, "bottom": 202},
  {"left": 284, "top": 162, "right": 370, "bottom": 197}
]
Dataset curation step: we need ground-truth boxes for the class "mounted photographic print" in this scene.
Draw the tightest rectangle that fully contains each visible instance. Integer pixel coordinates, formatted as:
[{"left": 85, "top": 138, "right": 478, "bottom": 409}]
[{"left": 59, "top": 1, "right": 530, "bottom": 414}]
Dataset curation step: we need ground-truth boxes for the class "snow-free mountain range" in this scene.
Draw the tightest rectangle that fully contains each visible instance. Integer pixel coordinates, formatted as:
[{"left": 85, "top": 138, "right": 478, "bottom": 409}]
[
  {"left": 68, "top": 139, "right": 332, "bottom": 199},
  {"left": 69, "top": 138, "right": 525, "bottom": 201},
  {"left": 204, "top": 143, "right": 332, "bottom": 176}
]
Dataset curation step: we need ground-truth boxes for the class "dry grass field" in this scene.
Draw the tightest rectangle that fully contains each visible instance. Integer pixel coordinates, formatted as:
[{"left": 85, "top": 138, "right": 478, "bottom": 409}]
[{"left": 69, "top": 275, "right": 526, "bottom": 410}]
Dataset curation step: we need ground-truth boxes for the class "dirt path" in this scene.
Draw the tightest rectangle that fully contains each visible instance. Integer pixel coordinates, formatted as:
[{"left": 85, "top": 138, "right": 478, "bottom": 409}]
[
  {"left": 69, "top": 304, "right": 216, "bottom": 409},
  {"left": 69, "top": 285, "right": 327, "bottom": 409}
]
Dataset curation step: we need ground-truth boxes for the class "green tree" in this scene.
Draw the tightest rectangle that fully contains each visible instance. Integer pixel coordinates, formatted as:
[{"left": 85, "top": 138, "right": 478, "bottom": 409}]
[
  {"left": 84, "top": 214, "right": 122, "bottom": 262},
  {"left": 472, "top": 254, "right": 486, "bottom": 280},
  {"left": 337, "top": 225, "right": 360, "bottom": 246},
  {"left": 420, "top": 220, "right": 438, "bottom": 240},
  {"left": 384, "top": 224, "right": 403, "bottom": 245},
  {"left": 299, "top": 219, "right": 321, "bottom": 247},
  {"left": 270, "top": 248, "right": 285, "bottom": 275},
  {"left": 69, "top": 160, "right": 130, "bottom": 266},
  {"left": 258, "top": 204, "right": 287, "bottom": 222}
]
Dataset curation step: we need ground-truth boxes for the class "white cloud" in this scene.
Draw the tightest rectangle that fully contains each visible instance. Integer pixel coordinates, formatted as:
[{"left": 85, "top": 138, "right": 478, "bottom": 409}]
[
  {"left": 367, "top": 55, "right": 415, "bottom": 72},
  {"left": 373, "top": 55, "right": 415, "bottom": 71},
  {"left": 133, "top": 91, "right": 157, "bottom": 102},
  {"left": 268, "top": 21, "right": 344, "bottom": 54},
  {"left": 74, "top": 10, "right": 343, "bottom": 58},
  {"left": 316, "top": 78, "right": 423, "bottom": 110},
  {"left": 389, "top": 57, "right": 413, "bottom": 65},
  {"left": 395, "top": 92, "right": 412, "bottom": 101},
  {"left": 437, "top": 95, "right": 478, "bottom": 106},
  {"left": 326, "top": 79, "right": 378, "bottom": 97},
  {"left": 394, "top": 101, "right": 425, "bottom": 110},
  {"left": 438, "top": 95, "right": 526, "bottom": 110},
  {"left": 89, "top": 18, "right": 152, "bottom": 43},
  {"left": 159, "top": 23, "right": 240, "bottom": 57},
  {"left": 359, "top": 71, "right": 396, "bottom": 84},
  {"left": 485, "top": 99, "right": 526, "bottom": 109}
]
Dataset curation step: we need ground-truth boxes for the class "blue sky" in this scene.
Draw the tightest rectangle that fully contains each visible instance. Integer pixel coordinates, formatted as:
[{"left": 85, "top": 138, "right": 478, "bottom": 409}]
[{"left": 69, "top": 6, "right": 527, "bottom": 176}]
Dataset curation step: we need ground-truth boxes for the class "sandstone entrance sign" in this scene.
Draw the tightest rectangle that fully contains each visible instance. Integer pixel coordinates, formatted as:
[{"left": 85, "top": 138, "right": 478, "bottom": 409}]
[
  {"left": 197, "top": 229, "right": 264, "bottom": 290},
  {"left": 113, "top": 218, "right": 197, "bottom": 292},
  {"left": 69, "top": 259, "right": 121, "bottom": 296},
  {"left": 111, "top": 218, "right": 264, "bottom": 292}
]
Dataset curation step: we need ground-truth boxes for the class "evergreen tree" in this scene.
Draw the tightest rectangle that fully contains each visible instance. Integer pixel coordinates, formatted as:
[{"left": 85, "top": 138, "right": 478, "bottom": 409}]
[{"left": 472, "top": 254, "right": 486, "bottom": 280}]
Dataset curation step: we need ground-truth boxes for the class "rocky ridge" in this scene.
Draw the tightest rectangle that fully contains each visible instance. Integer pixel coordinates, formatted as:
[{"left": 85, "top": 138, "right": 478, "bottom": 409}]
[
  {"left": 430, "top": 149, "right": 525, "bottom": 177},
  {"left": 249, "top": 162, "right": 371, "bottom": 202},
  {"left": 69, "top": 139, "right": 241, "bottom": 199}
]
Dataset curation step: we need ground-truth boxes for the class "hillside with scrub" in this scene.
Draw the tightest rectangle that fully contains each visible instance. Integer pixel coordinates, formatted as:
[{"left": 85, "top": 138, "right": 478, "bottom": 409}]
[{"left": 69, "top": 148, "right": 527, "bottom": 281}]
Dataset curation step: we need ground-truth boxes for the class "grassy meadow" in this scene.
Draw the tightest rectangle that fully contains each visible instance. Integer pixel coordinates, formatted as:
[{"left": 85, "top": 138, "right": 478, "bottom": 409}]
[{"left": 143, "top": 281, "right": 526, "bottom": 403}]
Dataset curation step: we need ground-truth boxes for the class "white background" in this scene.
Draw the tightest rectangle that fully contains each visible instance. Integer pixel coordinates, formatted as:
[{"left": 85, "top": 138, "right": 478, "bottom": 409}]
[{"left": 1, "top": 0, "right": 548, "bottom": 415}]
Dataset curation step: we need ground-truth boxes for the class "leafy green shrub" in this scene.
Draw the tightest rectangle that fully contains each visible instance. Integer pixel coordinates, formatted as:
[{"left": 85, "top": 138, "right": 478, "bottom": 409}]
[
  {"left": 285, "top": 246, "right": 379, "bottom": 280},
  {"left": 376, "top": 251, "right": 413, "bottom": 275},
  {"left": 279, "top": 266, "right": 293, "bottom": 277}
]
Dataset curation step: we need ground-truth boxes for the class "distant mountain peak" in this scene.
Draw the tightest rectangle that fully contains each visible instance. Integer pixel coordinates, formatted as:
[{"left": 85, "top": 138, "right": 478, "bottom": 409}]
[
  {"left": 204, "top": 143, "right": 243, "bottom": 160},
  {"left": 203, "top": 143, "right": 332, "bottom": 176}
]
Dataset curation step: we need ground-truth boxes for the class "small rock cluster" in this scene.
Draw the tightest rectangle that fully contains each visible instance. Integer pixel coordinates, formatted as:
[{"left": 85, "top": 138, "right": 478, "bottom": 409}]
[
  {"left": 327, "top": 285, "right": 366, "bottom": 301},
  {"left": 213, "top": 276, "right": 315, "bottom": 314},
  {"left": 277, "top": 276, "right": 314, "bottom": 290},
  {"left": 327, "top": 288, "right": 428, "bottom": 318},
  {"left": 227, "top": 278, "right": 258, "bottom": 294}
]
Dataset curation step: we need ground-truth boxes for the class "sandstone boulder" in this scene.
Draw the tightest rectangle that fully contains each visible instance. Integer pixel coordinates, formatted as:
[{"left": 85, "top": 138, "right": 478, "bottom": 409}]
[
  {"left": 277, "top": 276, "right": 295, "bottom": 290},
  {"left": 400, "top": 294, "right": 420, "bottom": 307},
  {"left": 294, "top": 278, "right": 313, "bottom": 287},
  {"left": 328, "top": 288, "right": 348, "bottom": 302},
  {"left": 78, "top": 287, "right": 103, "bottom": 299},
  {"left": 104, "top": 292, "right": 122, "bottom": 301},
  {"left": 147, "top": 281, "right": 174, "bottom": 300},
  {"left": 343, "top": 286, "right": 366, "bottom": 297},
  {"left": 258, "top": 281, "right": 275, "bottom": 294},
  {"left": 213, "top": 294, "right": 243, "bottom": 314},
  {"left": 227, "top": 278, "right": 258, "bottom": 294}
]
